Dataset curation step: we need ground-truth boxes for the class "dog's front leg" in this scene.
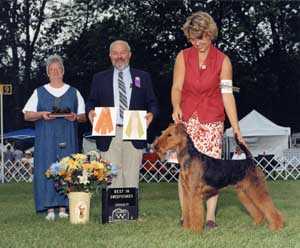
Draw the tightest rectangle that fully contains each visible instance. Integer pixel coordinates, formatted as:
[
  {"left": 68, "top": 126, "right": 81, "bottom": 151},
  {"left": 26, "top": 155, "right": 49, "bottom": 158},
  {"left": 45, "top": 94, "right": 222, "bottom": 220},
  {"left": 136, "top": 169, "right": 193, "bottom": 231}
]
[
  {"left": 188, "top": 184, "right": 205, "bottom": 233},
  {"left": 181, "top": 169, "right": 205, "bottom": 233},
  {"left": 180, "top": 173, "right": 191, "bottom": 230},
  {"left": 182, "top": 177, "right": 205, "bottom": 232}
]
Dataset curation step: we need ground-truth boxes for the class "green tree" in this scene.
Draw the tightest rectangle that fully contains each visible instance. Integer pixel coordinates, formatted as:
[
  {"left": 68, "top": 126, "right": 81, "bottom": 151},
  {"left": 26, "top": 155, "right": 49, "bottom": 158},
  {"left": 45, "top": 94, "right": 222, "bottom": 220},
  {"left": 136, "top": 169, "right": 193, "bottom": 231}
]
[{"left": 0, "top": 0, "right": 110, "bottom": 129}]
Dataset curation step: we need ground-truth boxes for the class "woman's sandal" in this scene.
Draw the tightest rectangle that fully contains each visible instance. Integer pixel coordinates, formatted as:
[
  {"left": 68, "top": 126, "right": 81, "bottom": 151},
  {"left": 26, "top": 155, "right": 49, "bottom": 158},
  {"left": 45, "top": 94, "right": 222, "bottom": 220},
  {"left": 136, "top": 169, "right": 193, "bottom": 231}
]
[{"left": 205, "top": 220, "right": 218, "bottom": 230}]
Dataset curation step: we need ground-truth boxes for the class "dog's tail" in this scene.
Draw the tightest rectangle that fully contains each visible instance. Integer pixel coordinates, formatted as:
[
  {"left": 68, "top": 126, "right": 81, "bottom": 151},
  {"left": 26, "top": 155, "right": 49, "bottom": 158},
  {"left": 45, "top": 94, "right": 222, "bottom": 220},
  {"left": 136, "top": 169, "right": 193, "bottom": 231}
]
[{"left": 234, "top": 134, "right": 252, "bottom": 159}]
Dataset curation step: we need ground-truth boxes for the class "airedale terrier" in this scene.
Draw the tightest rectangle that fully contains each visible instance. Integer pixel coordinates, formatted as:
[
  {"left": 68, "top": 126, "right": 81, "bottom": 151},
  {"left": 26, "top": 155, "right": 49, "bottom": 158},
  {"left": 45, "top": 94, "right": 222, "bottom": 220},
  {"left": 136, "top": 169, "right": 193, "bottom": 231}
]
[{"left": 153, "top": 123, "right": 284, "bottom": 233}]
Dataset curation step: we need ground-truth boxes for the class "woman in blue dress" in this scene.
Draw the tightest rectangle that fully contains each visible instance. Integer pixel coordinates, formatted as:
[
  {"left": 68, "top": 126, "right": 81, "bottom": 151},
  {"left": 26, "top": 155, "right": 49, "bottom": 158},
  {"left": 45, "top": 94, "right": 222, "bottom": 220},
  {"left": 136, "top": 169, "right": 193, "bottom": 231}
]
[{"left": 23, "top": 55, "right": 86, "bottom": 220}]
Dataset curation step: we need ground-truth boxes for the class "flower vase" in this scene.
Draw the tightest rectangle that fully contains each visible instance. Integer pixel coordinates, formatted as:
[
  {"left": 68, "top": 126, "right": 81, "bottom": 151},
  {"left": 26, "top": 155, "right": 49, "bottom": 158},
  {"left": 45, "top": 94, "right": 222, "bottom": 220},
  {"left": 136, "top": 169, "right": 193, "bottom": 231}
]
[{"left": 68, "top": 192, "right": 91, "bottom": 224}]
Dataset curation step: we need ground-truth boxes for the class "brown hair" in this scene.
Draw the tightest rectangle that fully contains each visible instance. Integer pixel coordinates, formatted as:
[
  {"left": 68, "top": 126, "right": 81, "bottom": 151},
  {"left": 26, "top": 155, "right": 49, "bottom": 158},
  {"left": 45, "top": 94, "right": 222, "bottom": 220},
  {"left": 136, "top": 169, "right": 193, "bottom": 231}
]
[{"left": 182, "top": 11, "right": 218, "bottom": 40}]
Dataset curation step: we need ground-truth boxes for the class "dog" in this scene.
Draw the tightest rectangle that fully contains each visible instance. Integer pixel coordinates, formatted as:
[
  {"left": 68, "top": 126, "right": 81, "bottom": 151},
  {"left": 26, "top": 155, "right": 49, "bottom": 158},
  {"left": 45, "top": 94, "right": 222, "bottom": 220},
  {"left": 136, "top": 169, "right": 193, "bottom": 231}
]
[{"left": 153, "top": 123, "right": 284, "bottom": 233}]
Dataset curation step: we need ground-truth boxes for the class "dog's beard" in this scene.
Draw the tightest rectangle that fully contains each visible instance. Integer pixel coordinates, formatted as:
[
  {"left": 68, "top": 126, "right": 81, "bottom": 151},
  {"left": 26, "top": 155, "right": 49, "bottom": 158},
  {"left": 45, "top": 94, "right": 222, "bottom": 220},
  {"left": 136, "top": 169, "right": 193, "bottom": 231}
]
[
  {"left": 156, "top": 151, "right": 167, "bottom": 162},
  {"left": 156, "top": 149, "right": 177, "bottom": 162}
]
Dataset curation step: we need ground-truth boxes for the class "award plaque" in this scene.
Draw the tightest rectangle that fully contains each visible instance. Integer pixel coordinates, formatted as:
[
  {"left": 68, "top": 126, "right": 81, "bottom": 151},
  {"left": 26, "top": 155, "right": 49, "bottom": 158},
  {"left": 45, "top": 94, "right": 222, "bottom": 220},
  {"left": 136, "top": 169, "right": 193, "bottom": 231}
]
[
  {"left": 101, "top": 187, "right": 138, "bottom": 223},
  {"left": 49, "top": 106, "right": 72, "bottom": 118},
  {"left": 49, "top": 113, "right": 73, "bottom": 118}
]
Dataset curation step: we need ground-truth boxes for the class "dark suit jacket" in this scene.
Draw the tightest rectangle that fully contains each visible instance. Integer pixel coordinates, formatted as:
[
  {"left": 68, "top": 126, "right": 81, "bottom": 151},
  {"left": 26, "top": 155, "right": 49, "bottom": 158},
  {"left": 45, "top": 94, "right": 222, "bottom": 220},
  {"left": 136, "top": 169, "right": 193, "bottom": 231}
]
[{"left": 86, "top": 68, "right": 159, "bottom": 151}]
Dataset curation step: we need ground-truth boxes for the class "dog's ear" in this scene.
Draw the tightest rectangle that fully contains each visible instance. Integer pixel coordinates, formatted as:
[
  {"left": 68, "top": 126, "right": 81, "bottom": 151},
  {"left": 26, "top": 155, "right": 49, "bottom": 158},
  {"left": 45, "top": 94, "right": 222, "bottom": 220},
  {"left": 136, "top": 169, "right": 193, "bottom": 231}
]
[{"left": 176, "top": 123, "right": 186, "bottom": 134}]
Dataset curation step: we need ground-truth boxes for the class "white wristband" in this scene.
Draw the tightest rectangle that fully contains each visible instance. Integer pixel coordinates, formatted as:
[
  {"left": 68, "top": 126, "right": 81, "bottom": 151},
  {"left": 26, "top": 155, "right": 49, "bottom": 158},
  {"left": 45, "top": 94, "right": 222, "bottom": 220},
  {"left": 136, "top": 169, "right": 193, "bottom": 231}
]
[{"left": 220, "top": 79, "right": 233, "bottom": 93}]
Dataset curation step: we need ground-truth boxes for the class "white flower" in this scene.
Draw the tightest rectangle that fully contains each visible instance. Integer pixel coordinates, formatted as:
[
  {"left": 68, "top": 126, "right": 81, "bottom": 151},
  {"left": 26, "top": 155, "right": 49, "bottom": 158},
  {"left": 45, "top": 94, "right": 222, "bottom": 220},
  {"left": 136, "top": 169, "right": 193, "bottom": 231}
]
[{"left": 78, "top": 170, "right": 90, "bottom": 185}]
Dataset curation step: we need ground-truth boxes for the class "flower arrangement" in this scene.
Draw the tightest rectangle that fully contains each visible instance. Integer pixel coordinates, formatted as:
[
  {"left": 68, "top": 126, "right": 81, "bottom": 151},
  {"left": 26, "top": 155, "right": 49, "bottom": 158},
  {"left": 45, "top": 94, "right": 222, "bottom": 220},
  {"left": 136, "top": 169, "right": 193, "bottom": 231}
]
[{"left": 45, "top": 151, "right": 117, "bottom": 194}]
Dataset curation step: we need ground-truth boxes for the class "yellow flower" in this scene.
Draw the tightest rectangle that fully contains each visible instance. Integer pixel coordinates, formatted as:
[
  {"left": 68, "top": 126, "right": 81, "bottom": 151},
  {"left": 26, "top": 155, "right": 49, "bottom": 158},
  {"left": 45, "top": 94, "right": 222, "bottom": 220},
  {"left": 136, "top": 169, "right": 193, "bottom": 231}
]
[
  {"left": 82, "top": 163, "right": 93, "bottom": 171},
  {"left": 94, "top": 168, "right": 107, "bottom": 181},
  {"left": 58, "top": 171, "right": 67, "bottom": 177},
  {"left": 67, "top": 160, "right": 77, "bottom": 170},
  {"left": 91, "top": 161, "right": 105, "bottom": 170},
  {"left": 46, "top": 151, "right": 112, "bottom": 194},
  {"left": 45, "top": 170, "right": 51, "bottom": 177},
  {"left": 74, "top": 153, "right": 87, "bottom": 160},
  {"left": 60, "top": 157, "right": 71, "bottom": 166},
  {"left": 64, "top": 172, "right": 72, "bottom": 182}
]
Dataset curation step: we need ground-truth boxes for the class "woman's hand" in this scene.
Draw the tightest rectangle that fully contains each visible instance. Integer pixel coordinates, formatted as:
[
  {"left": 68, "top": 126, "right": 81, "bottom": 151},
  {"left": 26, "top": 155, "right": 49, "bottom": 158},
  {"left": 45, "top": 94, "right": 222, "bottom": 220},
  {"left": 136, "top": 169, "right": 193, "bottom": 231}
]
[
  {"left": 171, "top": 51, "right": 185, "bottom": 124},
  {"left": 41, "top": 111, "right": 55, "bottom": 120},
  {"left": 234, "top": 129, "right": 247, "bottom": 147},
  {"left": 64, "top": 112, "right": 77, "bottom": 122},
  {"left": 172, "top": 107, "right": 182, "bottom": 123}
]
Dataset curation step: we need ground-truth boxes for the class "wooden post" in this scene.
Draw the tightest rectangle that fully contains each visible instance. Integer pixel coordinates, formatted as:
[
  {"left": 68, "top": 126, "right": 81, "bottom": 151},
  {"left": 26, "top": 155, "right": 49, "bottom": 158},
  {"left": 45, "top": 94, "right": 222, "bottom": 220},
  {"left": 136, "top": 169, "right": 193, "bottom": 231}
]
[{"left": 0, "top": 83, "right": 13, "bottom": 183}]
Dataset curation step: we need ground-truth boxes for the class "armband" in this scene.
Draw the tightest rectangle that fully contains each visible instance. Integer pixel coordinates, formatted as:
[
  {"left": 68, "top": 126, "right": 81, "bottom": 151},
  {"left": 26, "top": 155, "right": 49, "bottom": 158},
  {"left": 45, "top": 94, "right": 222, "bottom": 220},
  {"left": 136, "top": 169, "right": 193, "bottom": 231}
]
[{"left": 220, "top": 79, "right": 233, "bottom": 93}]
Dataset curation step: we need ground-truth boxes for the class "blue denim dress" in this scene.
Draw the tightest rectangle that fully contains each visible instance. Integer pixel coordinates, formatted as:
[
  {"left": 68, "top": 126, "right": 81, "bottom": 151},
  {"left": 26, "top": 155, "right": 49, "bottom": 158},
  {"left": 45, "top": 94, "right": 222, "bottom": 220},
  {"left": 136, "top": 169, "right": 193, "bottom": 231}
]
[{"left": 34, "top": 86, "right": 78, "bottom": 212}]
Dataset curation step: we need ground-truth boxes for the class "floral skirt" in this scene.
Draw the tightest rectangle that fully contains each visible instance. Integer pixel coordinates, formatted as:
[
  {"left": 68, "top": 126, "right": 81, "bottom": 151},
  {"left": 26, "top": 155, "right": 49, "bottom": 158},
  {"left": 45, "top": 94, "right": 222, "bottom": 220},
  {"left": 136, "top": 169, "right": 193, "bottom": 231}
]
[{"left": 184, "top": 113, "right": 224, "bottom": 159}]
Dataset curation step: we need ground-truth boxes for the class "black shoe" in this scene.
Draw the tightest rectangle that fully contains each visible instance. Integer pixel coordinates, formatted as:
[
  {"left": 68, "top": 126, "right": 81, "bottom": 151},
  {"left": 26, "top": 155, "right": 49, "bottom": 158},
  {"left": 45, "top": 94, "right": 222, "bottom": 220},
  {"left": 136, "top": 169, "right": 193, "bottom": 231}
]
[{"left": 179, "top": 218, "right": 183, "bottom": 226}]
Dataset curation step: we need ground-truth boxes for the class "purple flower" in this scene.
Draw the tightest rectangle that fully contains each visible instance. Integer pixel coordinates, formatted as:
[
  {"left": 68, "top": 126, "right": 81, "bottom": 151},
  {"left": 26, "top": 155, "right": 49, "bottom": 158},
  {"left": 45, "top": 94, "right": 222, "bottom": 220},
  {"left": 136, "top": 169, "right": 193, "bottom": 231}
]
[{"left": 133, "top": 77, "right": 141, "bottom": 88}]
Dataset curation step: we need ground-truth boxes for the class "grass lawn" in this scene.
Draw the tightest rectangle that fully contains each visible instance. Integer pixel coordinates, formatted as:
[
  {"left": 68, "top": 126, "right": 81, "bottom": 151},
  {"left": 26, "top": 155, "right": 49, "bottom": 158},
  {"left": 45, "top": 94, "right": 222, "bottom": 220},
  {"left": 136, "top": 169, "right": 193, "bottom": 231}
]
[{"left": 0, "top": 181, "right": 299, "bottom": 248}]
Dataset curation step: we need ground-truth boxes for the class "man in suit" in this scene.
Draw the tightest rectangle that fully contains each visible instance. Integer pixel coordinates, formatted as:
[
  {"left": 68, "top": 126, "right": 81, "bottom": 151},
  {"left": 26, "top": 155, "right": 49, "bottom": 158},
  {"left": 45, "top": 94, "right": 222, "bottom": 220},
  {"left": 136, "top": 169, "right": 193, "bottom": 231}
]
[{"left": 86, "top": 40, "right": 159, "bottom": 188}]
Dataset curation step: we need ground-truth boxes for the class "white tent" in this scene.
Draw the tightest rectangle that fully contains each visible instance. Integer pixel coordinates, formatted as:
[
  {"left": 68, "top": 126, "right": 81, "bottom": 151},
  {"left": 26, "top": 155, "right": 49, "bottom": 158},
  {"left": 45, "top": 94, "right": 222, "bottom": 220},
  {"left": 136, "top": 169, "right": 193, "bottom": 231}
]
[
  {"left": 291, "top": 132, "right": 300, "bottom": 147},
  {"left": 225, "top": 110, "right": 291, "bottom": 158}
]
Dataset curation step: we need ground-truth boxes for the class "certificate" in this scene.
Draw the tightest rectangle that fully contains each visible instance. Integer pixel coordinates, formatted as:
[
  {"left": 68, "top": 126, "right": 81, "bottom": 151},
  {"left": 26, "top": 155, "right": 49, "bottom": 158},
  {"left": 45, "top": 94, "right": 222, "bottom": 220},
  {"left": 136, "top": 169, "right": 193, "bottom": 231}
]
[
  {"left": 123, "top": 110, "right": 147, "bottom": 140},
  {"left": 92, "top": 107, "right": 116, "bottom": 136}
]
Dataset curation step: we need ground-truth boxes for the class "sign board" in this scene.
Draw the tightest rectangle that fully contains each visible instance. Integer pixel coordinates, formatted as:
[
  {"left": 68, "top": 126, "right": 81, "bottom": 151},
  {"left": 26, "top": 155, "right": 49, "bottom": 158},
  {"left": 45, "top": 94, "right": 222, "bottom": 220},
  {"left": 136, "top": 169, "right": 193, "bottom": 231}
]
[
  {"left": 101, "top": 187, "right": 138, "bottom": 223},
  {"left": 123, "top": 110, "right": 147, "bottom": 140},
  {"left": 0, "top": 84, "right": 12, "bottom": 95},
  {"left": 92, "top": 107, "right": 117, "bottom": 136}
]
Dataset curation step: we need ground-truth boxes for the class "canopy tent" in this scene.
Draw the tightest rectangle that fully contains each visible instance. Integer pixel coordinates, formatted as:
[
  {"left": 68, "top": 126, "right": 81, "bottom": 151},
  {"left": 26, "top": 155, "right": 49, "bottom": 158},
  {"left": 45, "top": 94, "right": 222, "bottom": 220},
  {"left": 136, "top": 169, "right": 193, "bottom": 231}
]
[
  {"left": 225, "top": 110, "right": 291, "bottom": 158},
  {"left": 291, "top": 132, "right": 300, "bottom": 147},
  {"left": 0, "top": 128, "right": 35, "bottom": 151},
  {"left": 3, "top": 128, "right": 35, "bottom": 140}
]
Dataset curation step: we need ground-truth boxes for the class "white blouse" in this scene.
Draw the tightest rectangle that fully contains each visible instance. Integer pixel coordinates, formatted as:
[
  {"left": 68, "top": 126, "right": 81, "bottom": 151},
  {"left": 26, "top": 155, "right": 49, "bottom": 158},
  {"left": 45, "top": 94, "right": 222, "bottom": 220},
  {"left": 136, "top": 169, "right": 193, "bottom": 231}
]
[{"left": 22, "top": 84, "right": 85, "bottom": 114}]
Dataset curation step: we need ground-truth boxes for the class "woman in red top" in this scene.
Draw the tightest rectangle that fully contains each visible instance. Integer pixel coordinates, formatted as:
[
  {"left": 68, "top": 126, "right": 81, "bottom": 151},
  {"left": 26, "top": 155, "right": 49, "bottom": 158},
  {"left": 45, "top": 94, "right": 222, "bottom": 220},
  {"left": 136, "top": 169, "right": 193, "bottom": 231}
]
[{"left": 172, "top": 11, "right": 246, "bottom": 229}]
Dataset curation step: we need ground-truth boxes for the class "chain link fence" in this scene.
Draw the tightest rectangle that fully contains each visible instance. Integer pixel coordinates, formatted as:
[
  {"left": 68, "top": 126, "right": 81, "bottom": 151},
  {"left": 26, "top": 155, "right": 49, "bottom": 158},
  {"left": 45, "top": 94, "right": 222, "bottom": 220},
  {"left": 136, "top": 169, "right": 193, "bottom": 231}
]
[
  {"left": 0, "top": 155, "right": 299, "bottom": 183},
  {"left": 1, "top": 160, "right": 33, "bottom": 183},
  {"left": 139, "top": 155, "right": 300, "bottom": 182}
]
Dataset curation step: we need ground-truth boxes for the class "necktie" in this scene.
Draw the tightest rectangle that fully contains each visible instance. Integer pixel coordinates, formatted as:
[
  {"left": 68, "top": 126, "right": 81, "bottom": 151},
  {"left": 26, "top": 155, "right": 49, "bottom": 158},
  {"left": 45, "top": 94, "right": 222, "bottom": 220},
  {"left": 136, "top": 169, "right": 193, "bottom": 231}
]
[{"left": 118, "top": 71, "right": 127, "bottom": 119}]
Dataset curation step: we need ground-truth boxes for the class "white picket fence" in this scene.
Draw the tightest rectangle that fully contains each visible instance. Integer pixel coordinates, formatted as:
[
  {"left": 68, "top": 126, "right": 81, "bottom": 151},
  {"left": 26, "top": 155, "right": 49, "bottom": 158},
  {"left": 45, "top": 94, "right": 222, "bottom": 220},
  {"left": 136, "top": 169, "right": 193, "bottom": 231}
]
[{"left": 0, "top": 156, "right": 299, "bottom": 183}]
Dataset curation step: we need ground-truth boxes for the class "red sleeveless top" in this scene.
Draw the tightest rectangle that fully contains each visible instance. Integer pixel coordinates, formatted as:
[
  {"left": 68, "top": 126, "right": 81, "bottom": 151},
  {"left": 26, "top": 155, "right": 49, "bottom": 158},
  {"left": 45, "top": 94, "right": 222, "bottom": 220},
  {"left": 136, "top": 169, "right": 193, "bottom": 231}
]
[{"left": 181, "top": 45, "right": 225, "bottom": 123}]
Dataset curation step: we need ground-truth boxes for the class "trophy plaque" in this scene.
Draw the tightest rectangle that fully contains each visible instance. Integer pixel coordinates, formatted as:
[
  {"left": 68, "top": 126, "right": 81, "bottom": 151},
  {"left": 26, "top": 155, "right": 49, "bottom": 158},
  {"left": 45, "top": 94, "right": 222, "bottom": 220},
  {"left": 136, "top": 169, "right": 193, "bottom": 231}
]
[
  {"left": 49, "top": 106, "right": 73, "bottom": 118},
  {"left": 101, "top": 187, "right": 138, "bottom": 223}
]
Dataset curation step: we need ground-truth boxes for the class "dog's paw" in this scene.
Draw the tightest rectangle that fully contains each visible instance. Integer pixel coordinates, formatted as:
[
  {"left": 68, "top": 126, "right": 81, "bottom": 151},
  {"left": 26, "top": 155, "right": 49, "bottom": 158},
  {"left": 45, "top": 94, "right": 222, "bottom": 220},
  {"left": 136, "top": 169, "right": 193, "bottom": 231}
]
[
  {"left": 269, "top": 222, "right": 284, "bottom": 231},
  {"left": 253, "top": 216, "right": 265, "bottom": 225},
  {"left": 268, "top": 216, "right": 284, "bottom": 231}
]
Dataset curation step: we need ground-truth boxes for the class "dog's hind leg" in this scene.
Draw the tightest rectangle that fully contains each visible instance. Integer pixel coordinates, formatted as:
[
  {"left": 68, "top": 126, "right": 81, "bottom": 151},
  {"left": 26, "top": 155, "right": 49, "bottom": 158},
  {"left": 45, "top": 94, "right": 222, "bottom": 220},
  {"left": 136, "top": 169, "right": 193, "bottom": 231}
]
[
  {"left": 235, "top": 184, "right": 265, "bottom": 225},
  {"left": 178, "top": 178, "right": 184, "bottom": 224},
  {"left": 243, "top": 169, "right": 284, "bottom": 231}
]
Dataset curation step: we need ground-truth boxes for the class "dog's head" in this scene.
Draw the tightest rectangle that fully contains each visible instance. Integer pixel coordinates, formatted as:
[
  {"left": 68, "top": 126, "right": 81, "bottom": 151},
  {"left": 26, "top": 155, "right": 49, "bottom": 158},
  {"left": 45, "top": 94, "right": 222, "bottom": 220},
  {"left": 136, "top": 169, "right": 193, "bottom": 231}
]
[{"left": 153, "top": 123, "right": 187, "bottom": 159}]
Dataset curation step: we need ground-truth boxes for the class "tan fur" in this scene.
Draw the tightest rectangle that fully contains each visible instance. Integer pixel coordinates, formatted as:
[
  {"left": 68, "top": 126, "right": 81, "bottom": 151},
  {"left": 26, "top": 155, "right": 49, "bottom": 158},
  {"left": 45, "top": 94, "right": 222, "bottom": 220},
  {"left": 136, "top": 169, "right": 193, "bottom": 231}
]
[{"left": 154, "top": 124, "right": 284, "bottom": 233}]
